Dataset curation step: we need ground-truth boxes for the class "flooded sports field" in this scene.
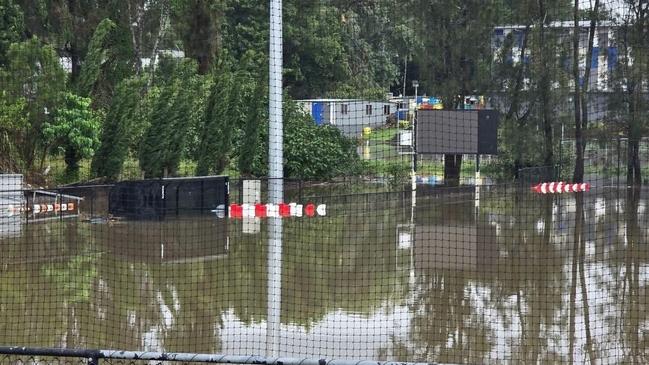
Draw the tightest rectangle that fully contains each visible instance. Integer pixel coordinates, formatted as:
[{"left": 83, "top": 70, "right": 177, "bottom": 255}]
[{"left": 1, "top": 184, "right": 648, "bottom": 364}]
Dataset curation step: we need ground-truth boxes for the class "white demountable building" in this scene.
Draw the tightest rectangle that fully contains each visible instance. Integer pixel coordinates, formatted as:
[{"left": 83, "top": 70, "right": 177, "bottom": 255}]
[{"left": 298, "top": 99, "right": 396, "bottom": 138}]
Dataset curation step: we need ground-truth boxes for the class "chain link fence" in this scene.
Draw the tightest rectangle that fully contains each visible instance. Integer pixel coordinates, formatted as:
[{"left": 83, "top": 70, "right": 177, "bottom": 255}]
[{"left": 2, "top": 0, "right": 649, "bottom": 364}]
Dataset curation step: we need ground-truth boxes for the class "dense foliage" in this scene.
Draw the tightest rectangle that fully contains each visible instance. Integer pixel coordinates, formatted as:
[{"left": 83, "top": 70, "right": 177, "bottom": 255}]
[
  {"left": 43, "top": 93, "right": 101, "bottom": 181},
  {"left": 1, "top": 37, "right": 66, "bottom": 173},
  {"left": 0, "top": 0, "right": 23, "bottom": 66},
  {"left": 91, "top": 77, "right": 148, "bottom": 180},
  {"left": 0, "top": 0, "right": 647, "bottom": 185}
]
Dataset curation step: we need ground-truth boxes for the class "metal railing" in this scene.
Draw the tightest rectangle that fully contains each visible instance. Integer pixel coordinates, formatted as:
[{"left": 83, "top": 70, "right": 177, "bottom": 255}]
[{"left": 0, "top": 347, "right": 438, "bottom": 365}]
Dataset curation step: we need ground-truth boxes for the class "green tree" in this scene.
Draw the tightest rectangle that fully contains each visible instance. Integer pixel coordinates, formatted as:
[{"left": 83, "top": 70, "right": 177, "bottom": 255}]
[
  {"left": 532, "top": 0, "right": 562, "bottom": 168},
  {"left": 331, "top": 0, "right": 410, "bottom": 99},
  {"left": 1, "top": 37, "right": 66, "bottom": 171},
  {"left": 195, "top": 70, "right": 238, "bottom": 175},
  {"left": 571, "top": 0, "right": 601, "bottom": 182},
  {"left": 408, "top": 0, "right": 498, "bottom": 185},
  {"left": 42, "top": 93, "right": 101, "bottom": 181},
  {"left": 78, "top": 18, "right": 134, "bottom": 109},
  {"left": 237, "top": 78, "right": 267, "bottom": 177},
  {"left": 0, "top": 92, "right": 28, "bottom": 172},
  {"left": 139, "top": 84, "right": 174, "bottom": 177},
  {"left": 490, "top": 0, "right": 573, "bottom": 179},
  {"left": 139, "top": 59, "right": 198, "bottom": 177},
  {"left": 91, "top": 77, "right": 147, "bottom": 180},
  {"left": 220, "top": 0, "right": 401, "bottom": 100},
  {"left": 0, "top": 0, "right": 24, "bottom": 66},
  {"left": 220, "top": 0, "right": 272, "bottom": 81},
  {"left": 172, "top": 0, "right": 225, "bottom": 74},
  {"left": 611, "top": 1, "right": 649, "bottom": 185},
  {"left": 491, "top": 26, "right": 539, "bottom": 179},
  {"left": 283, "top": 1, "right": 349, "bottom": 99},
  {"left": 15, "top": 0, "right": 121, "bottom": 81},
  {"left": 490, "top": 0, "right": 539, "bottom": 179}
]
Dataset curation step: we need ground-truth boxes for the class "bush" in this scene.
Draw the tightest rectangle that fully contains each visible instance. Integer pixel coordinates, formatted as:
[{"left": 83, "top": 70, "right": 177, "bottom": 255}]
[
  {"left": 245, "top": 99, "right": 360, "bottom": 180},
  {"left": 385, "top": 161, "right": 411, "bottom": 190}
]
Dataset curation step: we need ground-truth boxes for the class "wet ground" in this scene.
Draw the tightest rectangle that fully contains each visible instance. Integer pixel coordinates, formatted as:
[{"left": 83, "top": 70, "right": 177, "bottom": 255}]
[{"left": 0, "top": 185, "right": 648, "bottom": 364}]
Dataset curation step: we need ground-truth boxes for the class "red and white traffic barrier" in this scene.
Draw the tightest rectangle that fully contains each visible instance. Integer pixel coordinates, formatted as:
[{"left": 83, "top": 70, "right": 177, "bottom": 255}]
[
  {"left": 5, "top": 203, "right": 77, "bottom": 217},
  {"left": 227, "top": 203, "right": 326, "bottom": 219},
  {"left": 531, "top": 182, "right": 591, "bottom": 194}
]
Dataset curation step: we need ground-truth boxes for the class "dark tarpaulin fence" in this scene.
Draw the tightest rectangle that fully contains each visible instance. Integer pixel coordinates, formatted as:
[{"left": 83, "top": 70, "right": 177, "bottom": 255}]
[{"left": 1, "top": 0, "right": 649, "bottom": 364}]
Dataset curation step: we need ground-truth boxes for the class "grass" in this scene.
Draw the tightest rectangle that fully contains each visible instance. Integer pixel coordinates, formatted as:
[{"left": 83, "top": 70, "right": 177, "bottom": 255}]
[
  {"left": 42, "top": 135, "right": 644, "bottom": 187},
  {"left": 42, "top": 157, "right": 93, "bottom": 185},
  {"left": 366, "top": 127, "right": 400, "bottom": 142},
  {"left": 42, "top": 156, "right": 202, "bottom": 185},
  {"left": 362, "top": 127, "right": 485, "bottom": 180}
]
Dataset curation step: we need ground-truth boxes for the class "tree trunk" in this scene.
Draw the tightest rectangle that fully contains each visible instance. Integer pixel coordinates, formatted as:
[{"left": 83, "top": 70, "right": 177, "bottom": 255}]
[
  {"left": 184, "top": 0, "right": 221, "bottom": 75},
  {"left": 64, "top": 145, "right": 81, "bottom": 181},
  {"left": 621, "top": 187, "right": 640, "bottom": 360},
  {"left": 574, "top": 192, "right": 596, "bottom": 364},
  {"left": 573, "top": 0, "right": 600, "bottom": 183},
  {"left": 627, "top": 137, "right": 641, "bottom": 186},
  {"left": 627, "top": 78, "right": 643, "bottom": 186},
  {"left": 68, "top": 41, "right": 82, "bottom": 83},
  {"left": 572, "top": 0, "right": 583, "bottom": 182},
  {"left": 507, "top": 25, "right": 531, "bottom": 175},
  {"left": 538, "top": 0, "right": 554, "bottom": 168},
  {"left": 149, "top": 0, "right": 169, "bottom": 86},
  {"left": 127, "top": 0, "right": 144, "bottom": 75}
]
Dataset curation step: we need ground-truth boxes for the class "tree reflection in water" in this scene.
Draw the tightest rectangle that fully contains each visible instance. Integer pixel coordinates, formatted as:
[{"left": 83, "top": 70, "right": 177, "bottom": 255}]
[
  {"left": 620, "top": 188, "right": 648, "bottom": 364},
  {"left": 1, "top": 187, "right": 649, "bottom": 362}
]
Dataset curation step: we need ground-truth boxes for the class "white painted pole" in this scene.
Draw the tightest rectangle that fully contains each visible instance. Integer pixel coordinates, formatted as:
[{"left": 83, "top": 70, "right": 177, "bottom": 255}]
[{"left": 267, "top": 0, "right": 283, "bottom": 357}]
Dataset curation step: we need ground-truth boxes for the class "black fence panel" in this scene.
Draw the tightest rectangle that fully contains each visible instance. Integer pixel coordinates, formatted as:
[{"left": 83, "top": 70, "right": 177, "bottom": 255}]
[{"left": 108, "top": 176, "right": 228, "bottom": 220}]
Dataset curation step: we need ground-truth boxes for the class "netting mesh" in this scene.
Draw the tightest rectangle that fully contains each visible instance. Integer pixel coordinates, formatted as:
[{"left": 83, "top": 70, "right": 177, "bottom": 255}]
[{"left": 1, "top": 0, "right": 649, "bottom": 364}]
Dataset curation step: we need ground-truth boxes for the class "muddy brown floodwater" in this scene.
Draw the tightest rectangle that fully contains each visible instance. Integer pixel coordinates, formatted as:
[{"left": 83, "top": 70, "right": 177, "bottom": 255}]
[{"left": 0, "top": 185, "right": 648, "bottom": 364}]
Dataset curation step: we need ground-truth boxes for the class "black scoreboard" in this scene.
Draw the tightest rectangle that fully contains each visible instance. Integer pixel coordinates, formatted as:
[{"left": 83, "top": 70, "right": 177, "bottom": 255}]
[{"left": 415, "top": 110, "right": 499, "bottom": 155}]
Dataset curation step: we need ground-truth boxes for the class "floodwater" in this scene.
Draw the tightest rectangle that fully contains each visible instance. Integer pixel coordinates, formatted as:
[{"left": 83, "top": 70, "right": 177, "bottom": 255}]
[{"left": 0, "top": 185, "right": 648, "bottom": 364}]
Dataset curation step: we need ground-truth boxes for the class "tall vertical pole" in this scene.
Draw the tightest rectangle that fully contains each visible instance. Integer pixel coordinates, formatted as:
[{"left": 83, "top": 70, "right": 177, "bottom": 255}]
[
  {"left": 617, "top": 136, "right": 621, "bottom": 189},
  {"left": 402, "top": 57, "right": 407, "bottom": 98},
  {"left": 267, "top": 0, "right": 283, "bottom": 357},
  {"left": 412, "top": 82, "right": 418, "bottom": 185}
]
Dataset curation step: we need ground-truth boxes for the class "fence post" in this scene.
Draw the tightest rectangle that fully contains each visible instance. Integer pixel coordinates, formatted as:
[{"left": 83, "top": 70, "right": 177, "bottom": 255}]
[
  {"left": 200, "top": 180, "right": 205, "bottom": 216},
  {"left": 617, "top": 136, "right": 621, "bottom": 189},
  {"left": 176, "top": 182, "right": 180, "bottom": 217},
  {"left": 25, "top": 190, "right": 30, "bottom": 224},
  {"left": 267, "top": 0, "right": 284, "bottom": 356},
  {"left": 90, "top": 188, "right": 94, "bottom": 218},
  {"left": 59, "top": 188, "right": 63, "bottom": 222}
]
